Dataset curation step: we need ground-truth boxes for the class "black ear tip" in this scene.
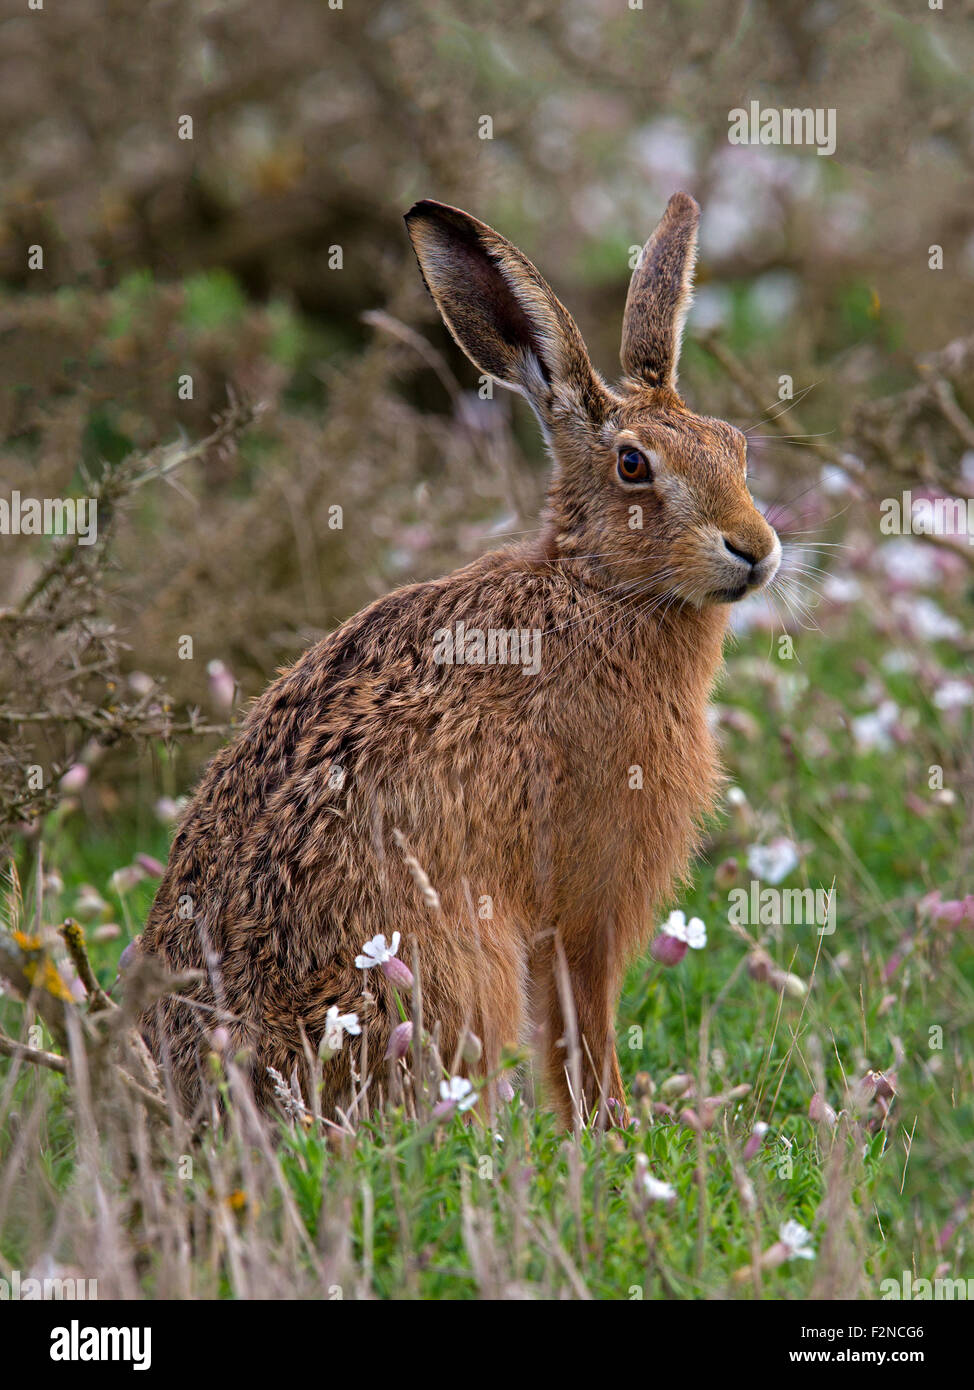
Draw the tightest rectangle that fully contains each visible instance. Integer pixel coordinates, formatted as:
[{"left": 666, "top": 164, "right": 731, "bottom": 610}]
[
  {"left": 404, "top": 197, "right": 466, "bottom": 225},
  {"left": 403, "top": 200, "right": 488, "bottom": 254},
  {"left": 404, "top": 199, "right": 435, "bottom": 227}
]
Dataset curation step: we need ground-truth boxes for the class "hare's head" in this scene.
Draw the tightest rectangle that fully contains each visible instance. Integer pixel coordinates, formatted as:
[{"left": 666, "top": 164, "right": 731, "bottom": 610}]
[{"left": 405, "top": 193, "right": 780, "bottom": 608}]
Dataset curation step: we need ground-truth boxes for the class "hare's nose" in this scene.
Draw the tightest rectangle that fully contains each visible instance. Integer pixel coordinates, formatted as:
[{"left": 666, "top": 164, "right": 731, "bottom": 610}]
[{"left": 722, "top": 537, "right": 760, "bottom": 568}]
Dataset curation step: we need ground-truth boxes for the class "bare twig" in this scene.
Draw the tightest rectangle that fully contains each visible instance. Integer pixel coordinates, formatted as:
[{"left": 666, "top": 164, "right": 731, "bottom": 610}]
[
  {"left": 58, "top": 918, "right": 115, "bottom": 1014},
  {"left": 0, "top": 1031, "right": 67, "bottom": 1073}
]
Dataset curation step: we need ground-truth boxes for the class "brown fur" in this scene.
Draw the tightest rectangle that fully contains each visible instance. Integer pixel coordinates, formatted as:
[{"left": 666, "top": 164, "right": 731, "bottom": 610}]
[{"left": 139, "top": 192, "right": 780, "bottom": 1127}]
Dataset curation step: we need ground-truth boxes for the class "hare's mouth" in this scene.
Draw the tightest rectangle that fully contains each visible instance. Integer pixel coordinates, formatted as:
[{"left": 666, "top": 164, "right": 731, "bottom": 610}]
[
  {"left": 703, "top": 531, "right": 781, "bottom": 605},
  {"left": 709, "top": 583, "right": 750, "bottom": 604}
]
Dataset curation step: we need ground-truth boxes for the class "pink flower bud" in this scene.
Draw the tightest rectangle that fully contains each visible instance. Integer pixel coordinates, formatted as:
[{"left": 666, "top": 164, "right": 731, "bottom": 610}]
[
  {"left": 660, "top": 1073, "right": 693, "bottom": 1100},
  {"left": 605, "top": 1097, "right": 634, "bottom": 1129},
  {"left": 697, "top": 1100, "right": 719, "bottom": 1129},
  {"left": 873, "top": 1070, "right": 896, "bottom": 1101},
  {"left": 651, "top": 932, "right": 687, "bottom": 966},
  {"left": 207, "top": 659, "right": 236, "bottom": 712},
  {"left": 59, "top": 763, "right": 89, "bottom": 793},
  {"left": 916, "top": 889, "right": 942, "bottom": 924},
  {"left": 714, "top": 857, "right": 739, "bottom": 890},
  {"left": 936, "top": 1207, "right": 969, "bottom": 1252},
  {"left": 809, "top": 1092, "right": 837, "bottom": 1126},
  {"left": 747, "top": 950, "right": 773, "bottom": 982},
  {"left": 632, "top": 1071, "right": 655, "bottom": 1100},
  {"left": 882, "top": 938, "right": 911, "bottom": 981},
  {"left": 461, "top": 1031, "right": 482, "bottom": 1064},
  {"left": 743, "top": 1121, "right": 769, "bottom": 1161},
  {"left": 110, "top": 864, "right": 145, "bottom": 894},
  {"left": 852, "top": 1071, "right": 880, "bottom": 1108},
  {"left": 384, "top": 1020, "right": 413, "bottom": 1060},
  {"left": 135, "top": 853, "right": 166, "bottom": 878},
  {"left": 747, "top": 950, "right": 807, "bottom": 998},
  {"left": 117, "top": 937, "right": 141, "bottom": 973},
  {"left": 780, "top": 971, "right": 808, "bottom": 1000},
  {"left": 757, "top": 1240, "right": 791, "bottom": 1271},
  {"left": 110, "top": 935, "right": 142, "bottom": 995},
  {"left": 381, "top": 955, "right": 414, "bottom": 990},
  {"left": 930, "top": 895, "right": 974, "bottom": 930},
  {"left": 73, "top": 889, "right": 106, "bottom": 922},
  {"left": 62, "top": 967, "right": 87, "bottom": 1004}
]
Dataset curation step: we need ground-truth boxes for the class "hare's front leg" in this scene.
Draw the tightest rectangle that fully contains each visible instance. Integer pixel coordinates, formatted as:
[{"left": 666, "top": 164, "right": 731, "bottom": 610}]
[{"left": 536, "top": 931, "right": 630, "bottom": 1130}]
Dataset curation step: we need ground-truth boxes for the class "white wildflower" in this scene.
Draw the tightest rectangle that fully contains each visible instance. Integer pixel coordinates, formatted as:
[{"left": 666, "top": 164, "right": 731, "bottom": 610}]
[
  {"left": 746, "top": 838, "right": 800, "bottom": 884},
  {"left": 439, "top": 1076, "right": 478, "bottom": 1112},
  {"left": 851, "top": 700, "right": 899, "bottom": 752},
  {"left": 661, "top": 909, "right": 707, "bottom": 949},
  {"left": 879, "top": 649, "right": 917, "bottom": 675},
  {"left": 355, "top": 931, "right": 401, "bottom": 969},
  {"left": 635, "top": 1153, "right": 676, "bottom": 1205},
  {"left": 895, "top": 595, "right": 962, "bottom": 642},
  {"left": 322, "top": 1005, "right": 361, "bottom": 1053},
  {"left": 933, "top": 679, "right": 974, "bottom": 712},
  {"left": 821, "top": 574, "right": 861, "bottom": 604},
  {"left": 878, "top": 539, "right": 940, "bottom": 588},
  {"left": 779, "top": 1219, "right": 816, "bottom": 1261},
  {"left": 643, "top": 1174, "right": 676, "bottom": 1204}
]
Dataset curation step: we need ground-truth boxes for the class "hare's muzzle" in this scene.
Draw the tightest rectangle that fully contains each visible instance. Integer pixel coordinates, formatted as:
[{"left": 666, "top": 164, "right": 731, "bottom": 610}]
[{"left": 716, "top": 529, "right": 781, "bottom": 600}]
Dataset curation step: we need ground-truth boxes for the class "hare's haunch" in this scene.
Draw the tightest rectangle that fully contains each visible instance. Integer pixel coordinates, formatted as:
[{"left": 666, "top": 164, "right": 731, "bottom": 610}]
[{"left": 139, "top": 193, "right": 780, "bottom": 1126}]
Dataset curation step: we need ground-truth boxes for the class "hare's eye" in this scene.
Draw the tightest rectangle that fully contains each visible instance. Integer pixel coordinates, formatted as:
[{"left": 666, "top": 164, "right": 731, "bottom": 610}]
[{"left": 617, "top": 447, "right": 652, "bottom": 484}]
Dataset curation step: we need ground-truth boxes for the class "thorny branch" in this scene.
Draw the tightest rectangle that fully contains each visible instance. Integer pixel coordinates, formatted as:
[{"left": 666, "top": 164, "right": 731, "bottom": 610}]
[{"left": 0, "top": 398, "right": 261, "bottom": 846}]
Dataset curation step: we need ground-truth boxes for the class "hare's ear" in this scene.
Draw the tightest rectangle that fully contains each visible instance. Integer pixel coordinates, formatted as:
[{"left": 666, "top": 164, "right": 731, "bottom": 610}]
[
  {"left": 405, "top": 200, "right": 606, "bottom": 422},
  {"left": 620, "top": 191, "right": 700, "bottom": 391}
]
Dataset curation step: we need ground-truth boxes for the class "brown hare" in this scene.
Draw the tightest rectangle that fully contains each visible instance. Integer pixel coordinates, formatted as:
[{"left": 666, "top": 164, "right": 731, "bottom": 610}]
[{"left": 138, "top": 192, "right": 780, "bottom": 1127}]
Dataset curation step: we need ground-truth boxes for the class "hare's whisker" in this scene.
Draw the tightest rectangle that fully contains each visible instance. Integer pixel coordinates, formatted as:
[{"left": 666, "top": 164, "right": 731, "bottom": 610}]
[
  {"left": 747, "top": 431, "right": 836, "bottom": 443},
  {"left": 742, "top": 379, "right": 822, "bottom": 433},
  {"left": 780, "top": 559, "right": 831, "bottom": 577},
  {"left": 777, "top": 538, "right": 851, "bottom": 547},
  {"left": 573, "top": 601, "right": 647, "bottom": 694},
  {"left": 771, "top": 578, "right": 821, "bottom": 632}
]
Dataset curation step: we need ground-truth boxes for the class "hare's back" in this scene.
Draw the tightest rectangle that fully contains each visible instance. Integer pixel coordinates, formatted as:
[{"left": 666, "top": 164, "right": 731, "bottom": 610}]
[{"left": 142, "top": 553, "right": 564, "bottom": 961}]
